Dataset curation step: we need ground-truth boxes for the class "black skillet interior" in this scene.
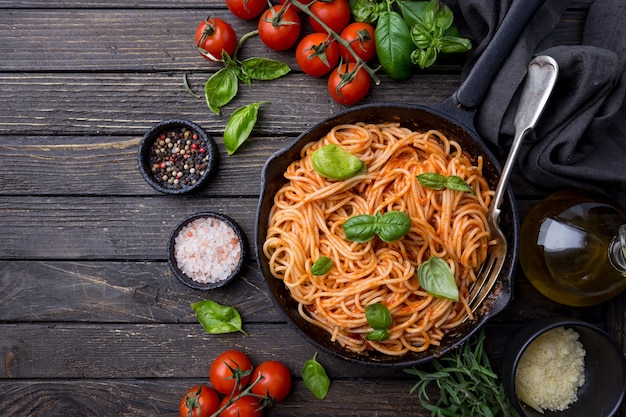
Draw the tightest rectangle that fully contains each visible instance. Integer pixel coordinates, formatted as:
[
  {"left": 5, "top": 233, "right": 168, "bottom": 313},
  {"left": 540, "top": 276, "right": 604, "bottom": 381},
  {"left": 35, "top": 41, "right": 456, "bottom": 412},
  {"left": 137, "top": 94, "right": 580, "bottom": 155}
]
[
  {"left": 254, "top": 0, "right": 541, "bottom": 366},
  {"left": 255, "top": 104, "right": 520, "bottom": 367}
]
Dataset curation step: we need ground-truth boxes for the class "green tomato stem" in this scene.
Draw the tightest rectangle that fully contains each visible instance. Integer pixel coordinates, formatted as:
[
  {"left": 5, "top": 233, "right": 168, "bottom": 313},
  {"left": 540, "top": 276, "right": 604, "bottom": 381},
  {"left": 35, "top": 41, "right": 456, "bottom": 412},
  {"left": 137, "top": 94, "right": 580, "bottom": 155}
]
[
  {"left": 234, "top": 29, "right": 260, "bottom": 62},
  {"left": 287, "top": 0, "right": 381, "bottom": 85}
]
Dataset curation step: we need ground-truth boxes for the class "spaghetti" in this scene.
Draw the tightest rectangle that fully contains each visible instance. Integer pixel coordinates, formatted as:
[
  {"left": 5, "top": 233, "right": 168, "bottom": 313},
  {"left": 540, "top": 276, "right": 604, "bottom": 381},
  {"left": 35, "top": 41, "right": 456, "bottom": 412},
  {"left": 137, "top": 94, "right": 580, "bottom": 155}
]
[{"left": 263, "top": 122, "right": 494, "bottom": 356}]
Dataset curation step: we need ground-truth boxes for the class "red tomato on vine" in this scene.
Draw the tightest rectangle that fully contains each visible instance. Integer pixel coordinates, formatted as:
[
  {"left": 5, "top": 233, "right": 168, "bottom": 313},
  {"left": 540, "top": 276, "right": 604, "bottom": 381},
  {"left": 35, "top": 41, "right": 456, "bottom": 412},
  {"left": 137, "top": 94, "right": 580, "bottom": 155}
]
[
  {"left": 226, "top": 0, "right": 267, "bottom": 20},
  {"left": 179, "top": 385, "right": 220, "bottom": 417},
  {"left": 339, "top": 22, "right": 377, "bottom": 63},
  {"left": 209, "top": 350, "right": 253, "bottom": 396},
  {"left": 328, "top": 62, "right": 371, "bottom": 106},
  {"left": 296, "top": 33, "right": 340, "bottom": 77},
  {"left": 258, "top": 5, "right": 301, "bottom": 51},
  {"left": 194, "top": 16, "right": 237, "bottom": 61},
  {"left": 309, "top": 0, "right": 351, "bottom": 34}
]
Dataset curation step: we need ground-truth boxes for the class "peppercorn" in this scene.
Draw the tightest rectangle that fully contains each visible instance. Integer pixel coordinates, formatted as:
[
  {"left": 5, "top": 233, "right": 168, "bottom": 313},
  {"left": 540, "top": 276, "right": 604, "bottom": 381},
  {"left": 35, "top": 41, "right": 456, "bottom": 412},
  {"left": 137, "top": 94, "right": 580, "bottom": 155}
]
[{"left": 148, "top": 126, "right": 210, "bottom": 190}]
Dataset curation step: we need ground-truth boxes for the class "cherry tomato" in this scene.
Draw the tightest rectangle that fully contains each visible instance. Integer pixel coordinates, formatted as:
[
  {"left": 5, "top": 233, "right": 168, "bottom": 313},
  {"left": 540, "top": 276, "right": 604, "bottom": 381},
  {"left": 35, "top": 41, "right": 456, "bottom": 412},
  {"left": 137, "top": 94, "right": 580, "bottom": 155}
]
[
  {"left": 328, "top": 62, "right": 371, "bottom": 106},
  {"left": 250, "top": 361, "right": 292, "bottom": 402},
  {"left": 258, "top": 5, "right": 301, "bottom": 51},
  {"left": 295, "top": 33, "right": 340, "bottom": 77},
  {"left": 309, "top": 0, "right": 351, "bottom": 34},
  {"left": 339, "top": 22, "right": 377, "bottom": 63},
  {"left": 218, "top": 395, "right": 263, "bottom": 417},
  {"left": 179, "top": 385, "right": 220, "bottom": 417},
  {"left": 209, "top": 350, "right": 253, "bottom": 396},
  {"left": 194, "top": 16, "right": 237, "bottom": 61},
  {"left": 226, "top": 0, "right": 267, "bottom": 20}
]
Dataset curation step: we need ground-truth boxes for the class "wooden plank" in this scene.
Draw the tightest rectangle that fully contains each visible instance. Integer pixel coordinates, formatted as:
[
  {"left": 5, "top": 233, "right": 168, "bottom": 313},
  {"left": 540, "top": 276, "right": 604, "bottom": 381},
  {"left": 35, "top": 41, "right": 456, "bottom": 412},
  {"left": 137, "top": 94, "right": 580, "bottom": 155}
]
[
  {"left": 0, "top": 72, "right": 461, "bottom": 137},
  {"left": 0, "top": 134, "right": 289, "bottom": 196},
  {"left": 0, "top": 379, "right": 432, "bottom": 417},
  {"left": 0, "top": 8, "right": 587, "bottom": 72},
  {"left": 0, "top": 260, "right": 280, "bottom": 323}
]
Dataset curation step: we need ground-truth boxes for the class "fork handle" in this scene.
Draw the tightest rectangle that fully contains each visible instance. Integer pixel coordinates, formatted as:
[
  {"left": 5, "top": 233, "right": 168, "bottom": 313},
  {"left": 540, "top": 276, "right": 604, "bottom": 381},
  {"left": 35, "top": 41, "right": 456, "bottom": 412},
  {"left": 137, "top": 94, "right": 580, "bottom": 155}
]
[{"left": 492, "top": 55, "right": 559, "bottom": 217}]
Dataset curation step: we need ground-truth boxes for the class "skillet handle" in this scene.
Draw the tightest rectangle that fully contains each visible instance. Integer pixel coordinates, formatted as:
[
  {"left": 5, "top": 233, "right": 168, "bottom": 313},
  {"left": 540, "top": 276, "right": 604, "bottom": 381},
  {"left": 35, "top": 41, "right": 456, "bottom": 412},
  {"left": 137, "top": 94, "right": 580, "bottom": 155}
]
[{"left": 451, "top": 0, "right": 545, "bottom": 110}]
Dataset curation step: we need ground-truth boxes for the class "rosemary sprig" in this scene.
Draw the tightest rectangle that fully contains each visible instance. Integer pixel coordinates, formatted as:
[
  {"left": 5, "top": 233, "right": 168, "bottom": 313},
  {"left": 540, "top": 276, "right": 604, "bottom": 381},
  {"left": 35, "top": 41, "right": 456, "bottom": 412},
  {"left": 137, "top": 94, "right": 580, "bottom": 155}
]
[{"left": 404, "top": 329, "right": 520, "bottom": 417}]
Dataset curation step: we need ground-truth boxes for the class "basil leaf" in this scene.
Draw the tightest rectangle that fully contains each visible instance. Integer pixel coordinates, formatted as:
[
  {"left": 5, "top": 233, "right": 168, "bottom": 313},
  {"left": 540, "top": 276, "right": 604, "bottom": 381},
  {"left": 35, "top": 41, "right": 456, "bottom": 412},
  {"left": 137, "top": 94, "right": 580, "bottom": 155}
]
[
  {"left": 350, "top": 0, "right": 385, "bottom": 24},
  {"left": 366, "top": 303, "right": 392, "bottom": 330},
  {"left": 417, "top": 257, "right": 459, "bottom": 301},
  {"left": 241, "top": 57, "right": 291, "bottom": 81},
  {"left": 343, "top": 214, "right": 377, "bottom": 243},
  {"left": 376, "top": 211, "right": 412, "bottom": 242},
  {"left": 441, "top": 36, "right": 472, "bottom": 54},
  {"left": 375, "top": 11, "right": 414, "bottom": 81},
  {"left": 204, "top": 67, "right": 238, "bottom": 115},
  {"left": 445, "top": 175, "right": 475, "bottom": 194},
  {"left": 311, "top": 144, "right": 366, "bottom": 180},
  {"left": 224, "top": 101, "right": 268, "bottom": 155},
  {"left": 191, "top": 300, "right": 248, "bottom": 335},
  {"left": 344, "top": 211, "right": 411, "bottom": 243},
  {"left": 366, "top": 329, "right": 390, "bottom": 341},
  {"left": 396, "top": 0, "right": 429, "bottom": 27},
  {"left": 311, "top": 256, "right": 333, "bottom": 276},
  {"left": 417, "top": 173, "right": 474, "bottom": 194},
  {"left": 411, "top": 47, "right": 438, "bottom": 69},
  {"left": 301, "top": 352, "right": 331, "bottom": 400},
  {"left": 431, "top": 0, "right": 454, "bottom": 31}
]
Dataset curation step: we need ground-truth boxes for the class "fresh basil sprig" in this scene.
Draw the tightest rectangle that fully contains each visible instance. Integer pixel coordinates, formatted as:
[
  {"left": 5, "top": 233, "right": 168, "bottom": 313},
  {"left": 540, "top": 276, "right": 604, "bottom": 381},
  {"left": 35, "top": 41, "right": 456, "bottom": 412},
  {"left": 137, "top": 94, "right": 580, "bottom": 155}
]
[
  {"left": 311, "top": 144, "right": 367, "bottom": 180},
  {"left": 405, "top": 0, "right": 471, "bottom": 69},
  {"left": 301, "top": 352, "right": 331, "bottom": 400},
  {"left": 417, "top": 257, "right": 459, "bottom": 301},
  {"left": 311, "top": 256, "right": 333, "bottom": 276},
  {"left": 203, "top": 50, "right": 289, "bottom": 116},
  {"left": 417, "top": 173, "right": 475, "bottom": 195},
  {"left": 224, "top": 101, "right": 268, "bottom": 155},
  {"left": 191, "top": 299, "right": 248, "bottom": 335},
  {"left": 365, "top": 303, "right": 392, "bottom": 341},
  {"left": 343, "top": 211, "right": 412, "bottom": 243}
]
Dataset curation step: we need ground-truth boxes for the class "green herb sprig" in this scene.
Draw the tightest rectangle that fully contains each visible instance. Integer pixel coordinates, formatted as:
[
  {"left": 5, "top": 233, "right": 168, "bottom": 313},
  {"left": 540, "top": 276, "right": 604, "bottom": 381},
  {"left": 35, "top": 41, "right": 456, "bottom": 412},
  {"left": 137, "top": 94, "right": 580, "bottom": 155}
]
[
  {"left": 343, "top": 211, "right": 412, "bottom": 243},
  {"left": 417, "top": 173, "right": 475, "bottom": 195},
  {"left": 405, "top": 329, "right": 521, "bottom": 417}
]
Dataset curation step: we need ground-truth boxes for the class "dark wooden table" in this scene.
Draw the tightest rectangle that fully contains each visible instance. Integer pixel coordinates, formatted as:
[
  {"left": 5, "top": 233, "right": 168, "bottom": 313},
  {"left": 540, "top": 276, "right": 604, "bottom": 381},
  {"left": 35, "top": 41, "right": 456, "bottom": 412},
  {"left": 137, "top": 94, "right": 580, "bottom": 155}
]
[{"left": 1, "top": 1, "right": 624, "bottom": 416}]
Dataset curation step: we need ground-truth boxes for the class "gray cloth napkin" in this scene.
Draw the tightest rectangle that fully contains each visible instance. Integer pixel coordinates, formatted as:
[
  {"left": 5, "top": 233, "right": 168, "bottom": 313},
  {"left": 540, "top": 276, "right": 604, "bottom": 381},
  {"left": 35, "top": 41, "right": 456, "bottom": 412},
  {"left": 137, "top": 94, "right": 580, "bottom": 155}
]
[{"left": 448, "top": 0, "right": 626, "bottom": 207}]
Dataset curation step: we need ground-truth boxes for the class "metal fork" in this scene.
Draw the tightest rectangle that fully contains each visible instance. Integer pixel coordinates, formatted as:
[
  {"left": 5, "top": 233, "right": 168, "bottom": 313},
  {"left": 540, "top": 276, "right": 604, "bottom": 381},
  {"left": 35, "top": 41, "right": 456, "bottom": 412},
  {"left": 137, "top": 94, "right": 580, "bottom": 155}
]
[{"left": 468, "top": 55, "right": 559, "bottom": 314}]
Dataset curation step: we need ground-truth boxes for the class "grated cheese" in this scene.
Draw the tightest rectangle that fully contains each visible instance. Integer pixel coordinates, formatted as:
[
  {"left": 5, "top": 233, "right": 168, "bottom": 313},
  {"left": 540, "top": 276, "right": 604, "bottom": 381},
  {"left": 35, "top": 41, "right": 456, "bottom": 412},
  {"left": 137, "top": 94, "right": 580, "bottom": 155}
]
[{"left": 515, "top": 326, "right": 586, "bottom": 413}]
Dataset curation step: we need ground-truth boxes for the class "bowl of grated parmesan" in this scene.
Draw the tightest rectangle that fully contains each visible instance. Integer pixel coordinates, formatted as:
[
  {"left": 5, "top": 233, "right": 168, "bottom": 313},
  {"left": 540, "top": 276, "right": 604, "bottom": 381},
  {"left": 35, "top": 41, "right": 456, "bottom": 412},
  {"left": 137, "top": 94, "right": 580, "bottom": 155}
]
[
  {"left": 501, "top": 317, "right": 626, "bottom": 417},
  {"left": 168, "top": 212, "right": 248, "bottom": 290}
]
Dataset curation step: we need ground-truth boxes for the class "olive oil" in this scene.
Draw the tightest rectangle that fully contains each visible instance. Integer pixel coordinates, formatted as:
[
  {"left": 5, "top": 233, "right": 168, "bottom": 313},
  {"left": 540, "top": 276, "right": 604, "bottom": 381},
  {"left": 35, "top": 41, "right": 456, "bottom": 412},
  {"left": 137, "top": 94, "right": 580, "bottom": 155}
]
[{"left": 520, "top": 190, "right": 626, "bottom": 306}]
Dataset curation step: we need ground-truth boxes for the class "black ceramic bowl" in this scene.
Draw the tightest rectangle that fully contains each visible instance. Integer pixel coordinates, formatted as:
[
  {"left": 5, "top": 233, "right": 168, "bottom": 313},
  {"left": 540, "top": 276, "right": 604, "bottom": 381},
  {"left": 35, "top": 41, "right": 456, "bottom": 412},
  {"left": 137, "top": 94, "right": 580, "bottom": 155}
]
[
  {"left": 138, "top": 119, "right": 218, "bottom": 194},
  {"left": 168, "top": 212, "right": 248, "bottom": 290},
  {"left": 502, "top": 317, "right": 626, "bottom": 417}
]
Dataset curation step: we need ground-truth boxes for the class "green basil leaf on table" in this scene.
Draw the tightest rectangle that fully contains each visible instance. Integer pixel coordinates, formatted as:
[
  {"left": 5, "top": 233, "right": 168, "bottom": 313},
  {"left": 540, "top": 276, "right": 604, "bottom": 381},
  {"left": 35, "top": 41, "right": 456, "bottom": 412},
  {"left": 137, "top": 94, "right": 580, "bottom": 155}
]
[
  {"left": 301, "top": 352, "right": 331, "bottom": 400},
  {"left": 375, "top": 10, "right": 414, "bottom": 81},
  {"left": 311, "top": 144, "right": 367, "bottom": 180},
  {"left": 441, "top": 36, "right": 473, "bottom": 54},
  {"left": 396, "top": 0, "right": 428, "bottom": 27},
  {"left": 365, "top": 303, "right": 392, "bottom": 330},
  {"left": 350, "top": 0, "right": 386, "bottom": 24},
  {"left": 417, "top": 257, "right": 459, "bottom": 301},
  {"left": 204, "top": 67, "right": 238, "bottom": 115},
  {"left": 311, "top": 256, "right": 333, "bottom": 276},
  {"left": 241, "top": 57, "right": 291, "bottom": 81},
  {"left": 191, "top": 299, "right": 248, "bottom": 335},
  {"left": 224, "top": 101, "right": 268, "bottom": 155}
]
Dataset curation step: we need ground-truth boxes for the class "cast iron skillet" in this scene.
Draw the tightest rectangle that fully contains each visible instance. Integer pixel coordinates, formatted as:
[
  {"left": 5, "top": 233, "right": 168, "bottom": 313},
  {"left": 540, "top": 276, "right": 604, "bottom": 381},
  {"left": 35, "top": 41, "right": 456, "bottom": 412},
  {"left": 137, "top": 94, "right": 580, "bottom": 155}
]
[{"left": 255, "top": 0, "right": 539, "bottom": 367}]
